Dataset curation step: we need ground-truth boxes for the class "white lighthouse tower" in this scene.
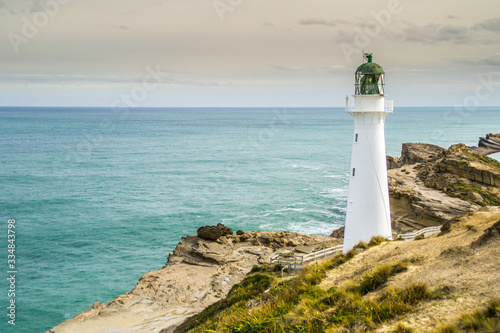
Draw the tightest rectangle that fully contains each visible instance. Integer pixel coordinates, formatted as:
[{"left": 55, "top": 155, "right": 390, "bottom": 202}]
[{"left": 343, "top": 53, "right": 393, "bottom": 252}]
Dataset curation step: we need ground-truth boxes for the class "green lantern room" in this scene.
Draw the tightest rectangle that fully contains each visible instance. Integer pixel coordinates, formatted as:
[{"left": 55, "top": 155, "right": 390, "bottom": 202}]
[{"left": 355, "top": 53, "right": 385, "bottom": 95}]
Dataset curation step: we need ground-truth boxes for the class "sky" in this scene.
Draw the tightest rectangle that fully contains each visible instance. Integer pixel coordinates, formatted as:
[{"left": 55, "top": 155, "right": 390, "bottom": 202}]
[{"left": 0, "top": 0, "right": 499, "bottom": 107}]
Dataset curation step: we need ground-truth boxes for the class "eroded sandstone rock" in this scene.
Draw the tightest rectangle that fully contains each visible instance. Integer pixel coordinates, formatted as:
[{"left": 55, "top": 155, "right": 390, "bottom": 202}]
[
  {"left": 387, "top": 140, "right": 500, "bottom": 234},
  {"left": 470, "top": 133, "right": 500, "bottom": 155},
  {"left": 197, "top": 223, "right": 233, "bottom": 241},
  {"left": 329, "top": 226, "right": 344, "bottom": 239}
]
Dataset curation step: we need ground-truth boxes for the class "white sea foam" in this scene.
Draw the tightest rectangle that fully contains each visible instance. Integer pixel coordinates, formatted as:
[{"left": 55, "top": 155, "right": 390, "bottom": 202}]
[
  {"left": 320, "top": 187, "right": 348, "bottom": 199},
  {"left": 285, "top": 220, "right": 341, "bottom": 236},
  {"left": 291, "top": 164, "right": 323, "bottom": 171},
  {"left": 277, "top": 207, "right": 306, "bottom": 212},
  {"left": 323, "top": 174, "right": 347, "bottom": 179}
]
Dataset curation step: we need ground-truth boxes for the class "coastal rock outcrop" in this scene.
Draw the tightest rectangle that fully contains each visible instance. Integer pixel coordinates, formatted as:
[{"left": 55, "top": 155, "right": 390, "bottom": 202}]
[
  {"left": 48, "top": 230, "right": 333, "bottom": 333},
  {"left": 388, "top": 164, "right": 479, "bottom": 233},
  {"left": 197, "top": 223, "right": 233, "bottom": 241},
  {"left": 470, "top": 133, "right": 500, "bottom": 155},
  {"left": 417, "top": 143, "right": 500, "bottom": 202},
  {"left": 386, "top": 142, "right": 444, "bottom": 170},
  {"left": 386, "top": 139, "right": 500, "bottom": 234},
  {"left": 329, "top": 226, "right": 344, "bottom": 238}
]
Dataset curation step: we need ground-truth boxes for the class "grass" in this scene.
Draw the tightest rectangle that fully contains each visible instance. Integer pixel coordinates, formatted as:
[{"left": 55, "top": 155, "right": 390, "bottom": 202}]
[
  {"left": 349, "top": 262, "right": 408, "bottom": 295},
  {"left": 405, "top": 256, "right": 424, "bottom": 264},
  {"left": 174, "top": 273, "right": 275, "bottom": 332},
  {"left": 476, "top": 154, "right": 500, "bottom": 172},
  {"left": 320, "top": 282, "right": 432, "bottom": 330},
  {"left": 450, "top": 183, "right": 500, "bottom": 206},
  {"left": 437, "top": 298, "right": 500, "bottom": 332},
  {"left": 353, "top": 236, "right": 387, "bottom": 250},
  {"left": 178, "top": 240, "right": 440, "bottom": 333},
  {"left": 414, "top": 233, "right": 425, "bottom": 240},
  {"left": 392, "top": 323, "right": 414, "bottom": 332},
  {"left": 465, "top": 224, "right": 477, "bottom": 232},
  {"left": 460, "top": 145, "right": 500, "bottom": 172},
  {"left": 250, "top": 263, "right": 285, "bottom": 274}
]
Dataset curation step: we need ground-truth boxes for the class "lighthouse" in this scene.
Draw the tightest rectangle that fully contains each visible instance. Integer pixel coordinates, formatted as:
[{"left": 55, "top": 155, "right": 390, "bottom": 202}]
[{"left": 343, "top": 53, "right": 393, "bottom": 252}]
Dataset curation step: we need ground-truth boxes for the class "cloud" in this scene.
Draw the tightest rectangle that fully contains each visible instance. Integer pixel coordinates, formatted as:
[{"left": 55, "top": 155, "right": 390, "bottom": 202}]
[
  {"left": 446, "top": 15, "right": 458, "bottom": 19},
  {"left": 481, "top": 54, "right": 500, "bottom": 66},
  {"left": 270, "top": 65, "right": 302, "bottom": 72},
  {"left": 0, "top": 73, "right": 140, "bottom": 85},
  {"left": 0, "top": 73, "right": 220, "bottom": 87},
  {"left": 403, "top": 23, "right": 473, "bottom": 44},
  {"left": 387, "top": 67, "right": 431, "bottom": 73},
  {"left": 401, "top": 18, "right": 500, "bottom": 45},
  {"left": 113, "top": 24, "right": 129, "bottom": 30},
  {"left": 327, "top": 65, "right": 347, "bottom": 73},
  {"left": 453, "top": 54, "right": 500, "bottom": 67},
  {"left": 298, "top": 18, "right": 337, "bottom": 27},
  {"left": 473, "top": 17, "right": 500, "bottom": 32}
]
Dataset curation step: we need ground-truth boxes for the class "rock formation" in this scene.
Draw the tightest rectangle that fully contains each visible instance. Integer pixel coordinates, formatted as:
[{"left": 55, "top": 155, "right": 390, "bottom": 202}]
[
  {"left": 48, "top": 229, "right": 333, "bottom": 333},
  {"left": 388, "top": 163, "right": 479, "bottom": 233},
  {"left": 385, "top": 140, "right": 500, "bottom": 234},
  {"left": 387, "top": 142, "right": 445, "bottom": 170},
  {"left": 197, "top": 223, "right": 233, "bottom": 240},
  {"left": 419, "top": 143, "right": 500, "bottom": 190},
  {"left": 329, "top": 226, "right": 345, "bottom": 239},
  {"left": 469, "top": 133, "right": 500, "bottom": 155}
]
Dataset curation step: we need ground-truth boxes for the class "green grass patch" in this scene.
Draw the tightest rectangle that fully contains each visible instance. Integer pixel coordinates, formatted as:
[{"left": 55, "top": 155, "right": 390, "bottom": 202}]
[
  {"left": 322, "top": 282, "right": 432, "bottom": 330},
  {"left": 174, "top": 273, "right": 274, "bottom": 332},
  {"left": 349, "top": 262, "right": 408, "bottom": 295},
  {"left": 450, "top": 183, "right": 500, "bottom": 206},
  {"left": 461, "top": 148, "right": 500, "bottom": 172}
]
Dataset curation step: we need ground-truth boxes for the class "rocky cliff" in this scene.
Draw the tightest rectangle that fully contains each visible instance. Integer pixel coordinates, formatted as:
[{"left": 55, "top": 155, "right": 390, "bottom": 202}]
[
  {"left": 48, "top": 230, "right": 334, "bottom": 333},
  {"left": 469, "top": 132, "right": 500, "bottom": 155},
  {"left": 386, "top": 138, "right": 500, "bottom": 234}
]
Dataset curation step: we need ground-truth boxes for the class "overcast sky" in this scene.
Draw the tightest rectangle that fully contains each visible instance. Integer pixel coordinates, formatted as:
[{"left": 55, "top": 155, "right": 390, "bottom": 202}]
[{"left": 0, "top": 0, "right": 499, "bottom": 107}]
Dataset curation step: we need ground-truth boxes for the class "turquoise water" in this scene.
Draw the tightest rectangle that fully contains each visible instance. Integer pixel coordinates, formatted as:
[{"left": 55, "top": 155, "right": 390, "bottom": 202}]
[{"left": 0, "top": 107, "right": 499, "bottom": 332}]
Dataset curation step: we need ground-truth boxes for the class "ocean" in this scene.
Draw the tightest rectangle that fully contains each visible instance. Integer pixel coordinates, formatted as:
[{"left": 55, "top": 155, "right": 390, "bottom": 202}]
[{"left": 1, "top": 106, "right": 499, "bottom": 333}]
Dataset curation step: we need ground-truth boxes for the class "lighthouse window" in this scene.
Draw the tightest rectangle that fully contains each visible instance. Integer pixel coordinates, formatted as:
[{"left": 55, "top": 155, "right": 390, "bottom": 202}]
[
  {"left": 355, "top": 133, "right": 358, "bottom": 143},
  {"left": 352, "top": 168, "right": 356, "bottom": 177}
]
